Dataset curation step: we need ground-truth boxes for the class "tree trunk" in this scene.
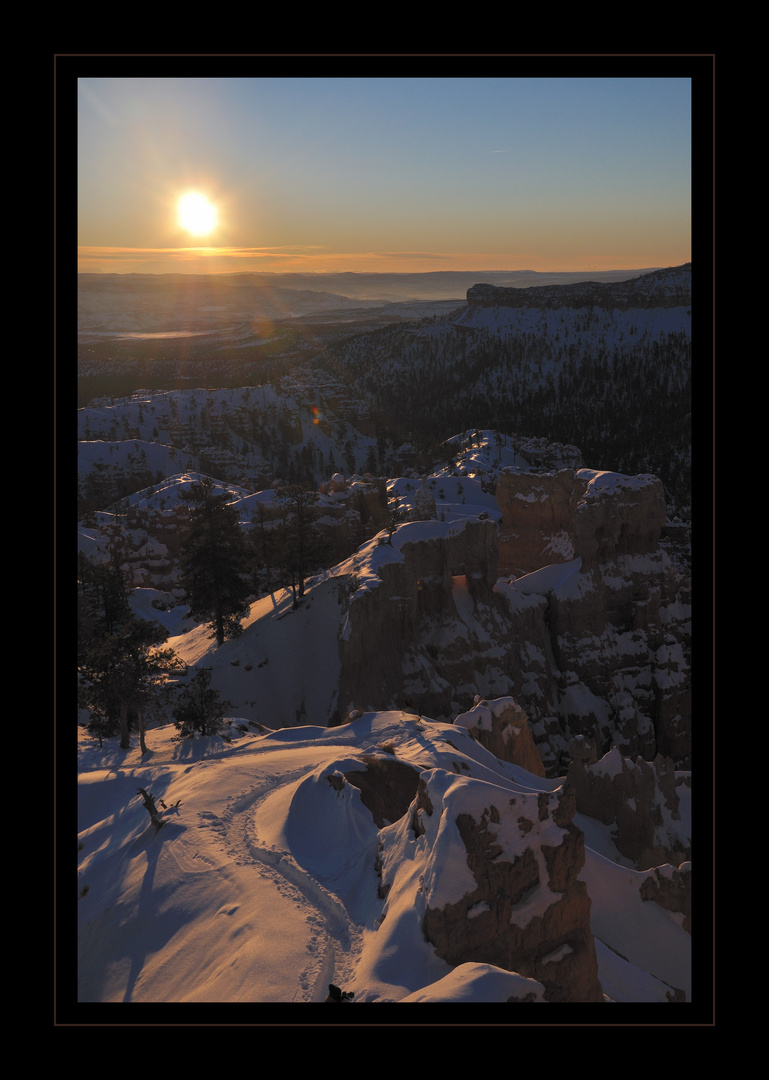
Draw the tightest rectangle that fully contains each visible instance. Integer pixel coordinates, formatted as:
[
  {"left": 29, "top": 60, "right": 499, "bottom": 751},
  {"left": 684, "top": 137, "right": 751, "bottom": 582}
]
[
  {"left": 119, "top": 701, "right": 130, "bottom": 749},
  {"left": 137, "top": 787, "right": 164, "bottom": 832}
]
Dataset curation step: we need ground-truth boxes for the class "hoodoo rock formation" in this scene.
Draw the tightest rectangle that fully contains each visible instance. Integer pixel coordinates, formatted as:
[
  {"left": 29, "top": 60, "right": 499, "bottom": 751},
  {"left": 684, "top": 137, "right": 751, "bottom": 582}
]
[
  {"left": 377, "top": 769, "right": 604, "bottom": 1003},
  {"left": 83, "top": 472, "right": 389, "bottom": 593},
  {"left": 454, "top": 697, "right": 546, "bottom": 777},
  {"left": 336, "top": 518, "right": 506, "bottom": 725},
  {"left": 640, "top": 862, "right": 692, "bottom": 935},
  {"left": 566, "top": 746, "right": 690, "bottom": 870},
  {"left": 335, "top": 470, "right": 691, "bottom": 774},
  {"left": 496, "top": 467, "right": 667, "bottom": 578}
]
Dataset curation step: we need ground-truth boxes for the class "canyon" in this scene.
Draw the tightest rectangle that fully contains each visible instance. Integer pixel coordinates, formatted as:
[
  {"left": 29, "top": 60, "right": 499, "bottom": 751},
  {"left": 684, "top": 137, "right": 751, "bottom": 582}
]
[{"left": 76, "top": 265, "right": 697, "bottom": 1007}]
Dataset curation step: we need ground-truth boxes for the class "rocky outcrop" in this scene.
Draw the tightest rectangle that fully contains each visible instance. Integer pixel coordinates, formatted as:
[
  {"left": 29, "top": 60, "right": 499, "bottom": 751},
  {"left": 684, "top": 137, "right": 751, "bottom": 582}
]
[
  {"left": 312, "top": 477, "right": 389, "bottom": 564},
  {"left": 336, "top": 500, "right": 691, "bottom": 772},
  {"left": 340, "top": 753, "right": 421, "bottom": 828},
  {"left": 336, "top": 518, "right": 505, "bottom": 723},
  {"left": 496, "top": 468, "right": 667, "bottom": 578},
  {"left": 79, "top": 507, "right": 187, "bottom": 591},
  {"left": 454, "top": 697, "right": 545, "bottom": 777},
  {"left": 506, "top": 551, "right": 691, "bottom": 770},
  {"left": 83, "top": 474, "right": 389, "bottom": 594},
  {"left": 378, "top": 770, "right": 604, "bottom": 1002},
  {"left": 639, "top": 862, "right": 691, "bottom": 934},
  {"left": 567, "top": 747, "right": 691, "bottom": 870},
  {"left": 492, "top": 465, "right": 690, "bottom": 771}
]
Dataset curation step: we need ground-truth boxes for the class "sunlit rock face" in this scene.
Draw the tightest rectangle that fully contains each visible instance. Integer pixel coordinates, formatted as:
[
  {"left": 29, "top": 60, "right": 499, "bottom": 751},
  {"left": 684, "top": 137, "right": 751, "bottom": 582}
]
[
  {"left": 496, "top": 468, "right": 667, "bottom": 578},
  {"left": 454, "top": 697, "right": 546, "bottom": 778},
  {"left": 380, "top": 770, "right": 604, "bottom": 1003}
]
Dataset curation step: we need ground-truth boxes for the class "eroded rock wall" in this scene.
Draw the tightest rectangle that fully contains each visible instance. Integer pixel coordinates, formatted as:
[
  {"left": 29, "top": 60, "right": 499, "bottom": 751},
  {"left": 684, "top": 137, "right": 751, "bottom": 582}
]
[
  {"left": 335, "top": 467, "right": 690, "bottom": 773},
  {"left": 336, "top": 518, "right": 505, "bottom": 723},
  {"left": 496, "top": 468, "right": 668, "bottom": 578},
  {"left": 454, "top": 697, "right": 546, "bottom": 777},
  {"left": 377, "top": 770, "right": 604, "bottom": 1002},
  {"left": 507, "top": 551, "right": 692, "bottom": 769},
  {"left": 640, "top": 862, "right": 692, "bottom": 934},
  {"left": 567, "top": 747, "right": 691, "bottom": 869}
]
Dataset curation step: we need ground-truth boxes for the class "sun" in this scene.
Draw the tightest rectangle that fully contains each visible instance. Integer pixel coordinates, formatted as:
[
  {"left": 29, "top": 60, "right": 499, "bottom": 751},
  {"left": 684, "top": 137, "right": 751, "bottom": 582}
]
[{"left": 177, "top": 192, "right": 218, "bottom": 237}]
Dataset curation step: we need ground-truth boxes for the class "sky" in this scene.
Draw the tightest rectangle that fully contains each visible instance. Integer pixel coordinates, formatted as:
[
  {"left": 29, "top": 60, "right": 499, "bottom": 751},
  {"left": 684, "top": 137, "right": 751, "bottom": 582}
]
[{"left": 76, "top": 75, "right": 693, "bottom": 276}]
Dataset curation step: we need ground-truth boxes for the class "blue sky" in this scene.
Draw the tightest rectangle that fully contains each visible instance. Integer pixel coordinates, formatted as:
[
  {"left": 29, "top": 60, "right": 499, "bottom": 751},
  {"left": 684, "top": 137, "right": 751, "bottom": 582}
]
[{"left": 77, "top": 75, "right": 692, "bottom": 274}]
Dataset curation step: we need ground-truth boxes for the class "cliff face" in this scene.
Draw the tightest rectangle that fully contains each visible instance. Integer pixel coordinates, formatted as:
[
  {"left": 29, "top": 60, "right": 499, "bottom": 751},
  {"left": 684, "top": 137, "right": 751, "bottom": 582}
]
[
  {"left": 567, "top": 747, "right": 691, "bottom": 870},
  {"left": 335, "top": 471, "right": 691, "bottom": 774},
  {"left": 335, "top": 518, "right": 506, "bottom": 724},
  {"left": 496, "top": 467, "right": 667, "bottom": 578},
  {"left": 500, "top": 549, "right": 691, "bottom": 770},
  {"left": 640, "top": 862, "right": 692, "bottom": 935}
]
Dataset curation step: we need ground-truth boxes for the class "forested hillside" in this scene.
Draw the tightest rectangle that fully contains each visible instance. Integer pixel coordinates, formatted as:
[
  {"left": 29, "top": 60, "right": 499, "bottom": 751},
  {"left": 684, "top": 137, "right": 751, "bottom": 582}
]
[
  {"left": 323, "top": 300, "right": 691, "bottom": 512},
  {"left": 78, "top": 266, "right": 692, "bottom": 516}
]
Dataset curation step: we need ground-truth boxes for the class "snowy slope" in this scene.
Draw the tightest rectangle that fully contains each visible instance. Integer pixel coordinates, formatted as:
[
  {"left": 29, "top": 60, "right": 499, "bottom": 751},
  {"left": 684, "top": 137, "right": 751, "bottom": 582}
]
[
  {"left": 73, "top": 268, "right": 698, "bottom": 1017},
  {"left": 77, "top": 710, "right": 690, "bottom": 1007}
]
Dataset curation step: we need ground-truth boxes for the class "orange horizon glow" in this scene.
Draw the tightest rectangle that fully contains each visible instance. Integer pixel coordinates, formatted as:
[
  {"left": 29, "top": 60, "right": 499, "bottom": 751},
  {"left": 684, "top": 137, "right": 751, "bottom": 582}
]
[
  {"left": 77, "top": 77, "right": 694, "bottom": 284},
  {"left": 77, "top": 245, "right": 689, "bottom": 277}
]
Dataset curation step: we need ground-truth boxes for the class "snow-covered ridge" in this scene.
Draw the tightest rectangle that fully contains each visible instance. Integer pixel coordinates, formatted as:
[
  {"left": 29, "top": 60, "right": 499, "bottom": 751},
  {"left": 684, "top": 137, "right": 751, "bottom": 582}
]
[
  {"left": 76, "top": 709, "right": 691, "bottom": 1005},
  {"left": 76, "top": 436, "right": 694, "bottom": 1007}
]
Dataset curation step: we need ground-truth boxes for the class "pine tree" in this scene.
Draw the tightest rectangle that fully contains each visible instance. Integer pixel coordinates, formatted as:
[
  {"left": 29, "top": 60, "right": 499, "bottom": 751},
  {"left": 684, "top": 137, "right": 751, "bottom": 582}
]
[
  {"left": 172, "top": 667, "right": 230, "bottom": 738},
  {"left": 77, "top": 551, "right": 129, "bottom": 648},
  {"left": 78, "top": 605, "right": 177, "bottom": 751},
  {"left": 249, "top": 501, "right": 279, "bottom": 601},
  {"left": 273, "top": 484, "right": 330, "bottom": 608},
  {"left": 179, "top": 477, "right": 251, "bottom": 647}
]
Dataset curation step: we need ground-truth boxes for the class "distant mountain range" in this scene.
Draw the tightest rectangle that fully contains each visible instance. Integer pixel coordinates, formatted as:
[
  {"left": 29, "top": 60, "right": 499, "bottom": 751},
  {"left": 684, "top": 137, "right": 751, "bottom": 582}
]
[{"left": 78, "top": 266, "right": 668, "bottom": 318}]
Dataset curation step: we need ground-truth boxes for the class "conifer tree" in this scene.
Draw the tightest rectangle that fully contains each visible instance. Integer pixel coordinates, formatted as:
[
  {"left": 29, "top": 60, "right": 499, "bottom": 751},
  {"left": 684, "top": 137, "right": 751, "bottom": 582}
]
[
  {"left": 172, "top": 667, "right": 230, "bottom": 738},
  {"left": 78, "top": 582, "right": 177, "bottom": 751},
  {"left": 273, "top": 484, "right": 330, "bottom": 608},
  {"left": 179, "top": 477, "right": 251, "bottom": 646}
]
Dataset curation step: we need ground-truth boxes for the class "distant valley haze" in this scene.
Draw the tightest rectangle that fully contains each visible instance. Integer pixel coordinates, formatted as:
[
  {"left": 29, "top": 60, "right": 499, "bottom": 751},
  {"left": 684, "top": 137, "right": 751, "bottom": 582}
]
[{"left": 77, "top": 265, "right": 668, "bottom": 311}]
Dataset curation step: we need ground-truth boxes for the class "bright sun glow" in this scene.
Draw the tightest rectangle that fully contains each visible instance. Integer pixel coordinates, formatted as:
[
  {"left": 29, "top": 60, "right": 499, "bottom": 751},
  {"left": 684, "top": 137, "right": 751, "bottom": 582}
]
[{"left": 177, "top": 192, "right": 218, "bottom": 237}]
